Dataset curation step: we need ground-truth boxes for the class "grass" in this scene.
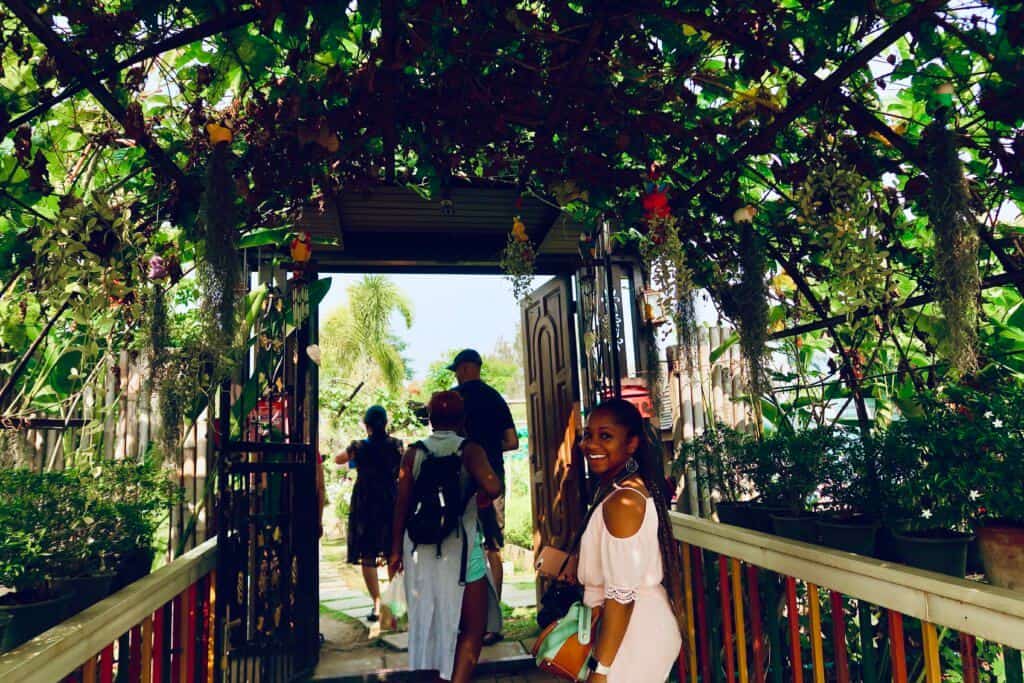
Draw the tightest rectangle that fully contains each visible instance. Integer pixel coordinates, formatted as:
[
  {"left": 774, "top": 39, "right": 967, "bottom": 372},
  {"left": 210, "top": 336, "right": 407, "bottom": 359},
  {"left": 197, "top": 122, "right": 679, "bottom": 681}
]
[
  {"left": 319, "top": 602, "right": 363, "bottom": 627},
  {"left": 500, "top": 603, "right": 540, "bottom": 642}
]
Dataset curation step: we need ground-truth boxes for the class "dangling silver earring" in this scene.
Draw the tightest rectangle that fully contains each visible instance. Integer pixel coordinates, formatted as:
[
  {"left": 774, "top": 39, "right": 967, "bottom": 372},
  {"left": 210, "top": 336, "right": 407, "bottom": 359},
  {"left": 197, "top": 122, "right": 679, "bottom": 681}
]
[{"left": 624, "top": 457, "right": 638, "bottom": 475}]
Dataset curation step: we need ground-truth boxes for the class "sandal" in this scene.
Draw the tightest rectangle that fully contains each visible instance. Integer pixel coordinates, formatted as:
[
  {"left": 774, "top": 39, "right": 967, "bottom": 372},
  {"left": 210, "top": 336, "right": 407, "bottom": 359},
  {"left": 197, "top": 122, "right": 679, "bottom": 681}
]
[{"left": 367, "top": 608, "right": 379, "bottom": 623}]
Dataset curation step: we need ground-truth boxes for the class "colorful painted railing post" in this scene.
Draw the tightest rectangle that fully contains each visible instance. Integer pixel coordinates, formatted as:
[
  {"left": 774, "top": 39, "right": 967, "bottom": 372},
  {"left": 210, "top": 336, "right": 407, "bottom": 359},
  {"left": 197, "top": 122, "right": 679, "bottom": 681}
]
[
  {"left": 784, "top": 577, "right": 803, "bottom": 683},
  {"left": 682, "top": 543, "right": 698, "bottom": 683},
  {"left": 828, "top": 591, "right": 850, "bottom": 683},
  {"left": 763, "top": 573, "right": 784, "bottom": 683},
  {"left": 745, "top": 564, "right": 766, "bottom": 683},
  {"left": 806, "top": 584, "right": 825, "bottom": 683},
  {"left": 731, "top": 559, "right": 749, "bottom": 683},
  {"left": 856, "top": 600, "right": 876, "bottom": 683},
  {"left": 887, "top": 611, "right": 908, "bottom": 683},
  {"left": 1006, "top": 646, "right": 1024, "bottom": 683},
  {"left": 691, "top": 545, "right": 712, "bottom": 683},
  {"left": 719, "top": 556, "right": 737, "bottom": 683}
]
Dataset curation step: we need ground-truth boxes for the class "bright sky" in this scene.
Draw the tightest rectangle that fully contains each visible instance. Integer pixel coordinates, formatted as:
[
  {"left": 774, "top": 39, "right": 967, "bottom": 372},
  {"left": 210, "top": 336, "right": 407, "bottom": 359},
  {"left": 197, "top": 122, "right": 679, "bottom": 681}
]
[{"left": 319, "top": 274, "right": 549, "bottom": 380}]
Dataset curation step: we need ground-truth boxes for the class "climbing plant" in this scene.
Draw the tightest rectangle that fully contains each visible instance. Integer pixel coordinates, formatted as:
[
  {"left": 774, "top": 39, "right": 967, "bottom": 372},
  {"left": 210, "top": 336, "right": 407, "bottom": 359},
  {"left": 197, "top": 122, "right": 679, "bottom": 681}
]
[{"left": 0, "top": 0, "right": 1022, "bottom": 438}]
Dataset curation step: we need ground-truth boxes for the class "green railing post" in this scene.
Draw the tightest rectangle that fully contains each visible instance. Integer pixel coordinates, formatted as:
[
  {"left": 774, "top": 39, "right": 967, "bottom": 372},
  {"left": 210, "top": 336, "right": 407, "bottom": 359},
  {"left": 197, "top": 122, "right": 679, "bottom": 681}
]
[
  {"left": 763, "top": 572, "right": 784, "bottom": 683},
  {"left": 858, "top": 601, "right": 877, "bottom": 683},
  {"left": 1006, "top": 646, "right": 1024, "bottom": 683}
]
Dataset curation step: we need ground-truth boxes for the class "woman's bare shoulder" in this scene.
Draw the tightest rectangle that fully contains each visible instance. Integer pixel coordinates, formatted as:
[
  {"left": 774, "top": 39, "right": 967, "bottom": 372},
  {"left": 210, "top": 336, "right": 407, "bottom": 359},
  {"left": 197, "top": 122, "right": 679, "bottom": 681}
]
[{"left": 602, "top": 483, "right": 649, "bottom": 538}]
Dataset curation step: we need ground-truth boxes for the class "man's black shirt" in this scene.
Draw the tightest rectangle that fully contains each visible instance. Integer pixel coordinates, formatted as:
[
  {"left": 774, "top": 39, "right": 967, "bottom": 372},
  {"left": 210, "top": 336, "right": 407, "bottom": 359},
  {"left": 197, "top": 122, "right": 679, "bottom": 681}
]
[{"left": 455, "top": 379, "right": 515, "bottom": 482}]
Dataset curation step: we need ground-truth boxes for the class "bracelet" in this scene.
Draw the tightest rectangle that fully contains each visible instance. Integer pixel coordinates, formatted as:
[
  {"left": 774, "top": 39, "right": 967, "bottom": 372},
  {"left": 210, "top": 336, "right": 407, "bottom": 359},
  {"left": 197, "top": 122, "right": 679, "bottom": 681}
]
[{"left": 587, "top": 656, "right": 612, "bottom": 675}]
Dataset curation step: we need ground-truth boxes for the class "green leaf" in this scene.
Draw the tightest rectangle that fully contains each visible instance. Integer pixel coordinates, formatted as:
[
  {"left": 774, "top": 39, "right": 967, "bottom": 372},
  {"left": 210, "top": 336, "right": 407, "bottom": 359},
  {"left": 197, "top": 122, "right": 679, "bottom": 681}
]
[
  {"left": 48, "top": 348, "right": 84, "bottom": 397},
  {"left": 709, "top": 332, "right": 739, "bottom": 364},
  {"left": 308, "top": 278, "right": 332, "bottom": 308},
  {"left": 238, "top": 227, "right": 291, "bottom": 249}
]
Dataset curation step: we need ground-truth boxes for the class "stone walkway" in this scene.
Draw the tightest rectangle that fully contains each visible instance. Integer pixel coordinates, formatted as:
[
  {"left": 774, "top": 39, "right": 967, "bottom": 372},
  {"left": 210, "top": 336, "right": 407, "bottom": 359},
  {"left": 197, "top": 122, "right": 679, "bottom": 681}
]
[{"left": 312, "top": 545, "right": 558, "bottom": 682}]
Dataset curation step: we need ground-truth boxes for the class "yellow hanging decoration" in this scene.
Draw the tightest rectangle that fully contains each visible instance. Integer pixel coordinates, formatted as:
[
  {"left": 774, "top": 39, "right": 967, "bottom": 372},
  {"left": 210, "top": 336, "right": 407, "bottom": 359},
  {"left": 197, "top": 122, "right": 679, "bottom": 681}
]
[
  {"left": 206, "top": 123, "right": 233, "bottom": 146},
  {"left": 512, "top": 216, "right": 529, "bottom": 242}
]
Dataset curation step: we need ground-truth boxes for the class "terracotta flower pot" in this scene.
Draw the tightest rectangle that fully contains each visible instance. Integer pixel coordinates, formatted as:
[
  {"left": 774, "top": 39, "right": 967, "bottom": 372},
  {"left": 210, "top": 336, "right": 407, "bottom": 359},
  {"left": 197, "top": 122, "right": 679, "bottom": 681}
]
[{"left": 977, "top": 522, "right": 1024, "bottom": 591}]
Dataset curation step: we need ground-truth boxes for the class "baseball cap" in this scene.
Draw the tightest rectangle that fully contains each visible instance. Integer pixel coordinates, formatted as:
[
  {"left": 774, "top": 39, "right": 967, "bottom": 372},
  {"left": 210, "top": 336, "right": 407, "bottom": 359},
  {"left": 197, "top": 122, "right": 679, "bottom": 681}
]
[{"left": 446, "top": 348, "right": 483, "bottom": 371}]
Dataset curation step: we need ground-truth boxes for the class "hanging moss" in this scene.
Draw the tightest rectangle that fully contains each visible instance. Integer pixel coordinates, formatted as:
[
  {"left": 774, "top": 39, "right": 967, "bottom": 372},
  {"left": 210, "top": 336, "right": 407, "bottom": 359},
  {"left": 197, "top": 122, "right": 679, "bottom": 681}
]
[
  {"left": 921, "top": 114, "right": 980, "bottom": 376},
  {"left": 733, "top": 223, "right": 770, "bottom": 399},
  {"left": 198, "top": 142, "right": 241, "bottom": 341}
]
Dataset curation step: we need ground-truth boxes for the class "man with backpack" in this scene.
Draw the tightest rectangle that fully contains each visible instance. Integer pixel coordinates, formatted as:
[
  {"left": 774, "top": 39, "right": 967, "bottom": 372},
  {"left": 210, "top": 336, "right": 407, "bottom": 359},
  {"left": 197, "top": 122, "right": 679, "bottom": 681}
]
[
  {"left": 388, "top": 391, "right": 503, "bottom": 683},
  {"left": 448, "top": 349, "right": 519, "bottom": 646}
]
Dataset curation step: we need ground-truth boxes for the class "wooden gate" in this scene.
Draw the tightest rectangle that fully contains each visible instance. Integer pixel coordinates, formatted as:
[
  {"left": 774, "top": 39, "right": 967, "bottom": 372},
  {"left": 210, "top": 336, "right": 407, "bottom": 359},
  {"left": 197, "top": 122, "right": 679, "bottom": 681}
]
[
  {"left": 215, "top": 273, "right": 321, "bottom": 682},
  {"left": 521, "top": 277, "right": 586, "bottom": 576}
]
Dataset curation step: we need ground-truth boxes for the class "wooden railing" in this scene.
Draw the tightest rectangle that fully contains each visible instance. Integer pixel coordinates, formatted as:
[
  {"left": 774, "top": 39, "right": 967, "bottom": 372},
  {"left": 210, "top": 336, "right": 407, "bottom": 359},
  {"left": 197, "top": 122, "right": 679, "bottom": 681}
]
[
  {"left": 0, "top": 538, "right": 217, "bottom": 683},
  {"left": 670, "top": 513, "right": 1024, "bottom": 683}
]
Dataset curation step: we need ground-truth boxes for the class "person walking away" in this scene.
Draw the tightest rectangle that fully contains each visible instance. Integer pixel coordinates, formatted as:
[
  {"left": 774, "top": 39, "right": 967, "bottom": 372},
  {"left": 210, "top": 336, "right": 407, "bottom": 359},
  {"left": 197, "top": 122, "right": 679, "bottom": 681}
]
[
  {"left": 389, "top": 391, "right": 503, "bottom": 683},
  {"left": 335, "top": 405, "right": 403, "bottom": 621},
  {"left": 575, "top": 398, "right": 685, "bottom": 682},
  {"left": 448, "top": 349, "right": 518, "bottom": 646}
]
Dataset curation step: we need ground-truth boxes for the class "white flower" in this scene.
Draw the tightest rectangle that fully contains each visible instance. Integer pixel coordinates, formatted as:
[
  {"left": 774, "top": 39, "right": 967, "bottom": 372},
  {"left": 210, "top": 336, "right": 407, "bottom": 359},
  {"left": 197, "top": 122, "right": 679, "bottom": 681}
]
[
  {"left": 969, "top": 490, "right": 981, "bottom": 501},
  {"left": 921, "top": 509, "right": 933, "bottom": 520},
  {"left": 984, "top": 411, "right": 994, "bottom": 420},
  {"left": 770, "top": 473, "right": 781, "bottom": 484},
  {"left": 993, "top": 418, "right": 1004, "bottom": 429}
]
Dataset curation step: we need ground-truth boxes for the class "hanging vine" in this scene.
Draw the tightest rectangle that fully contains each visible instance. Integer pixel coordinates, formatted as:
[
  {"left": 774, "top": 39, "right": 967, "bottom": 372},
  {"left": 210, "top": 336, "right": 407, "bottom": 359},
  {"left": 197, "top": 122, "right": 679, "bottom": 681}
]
[
  {"left": 198, "top": 124, "right": 242, "bottom": 341},
  {"left": 638, "top": 181, "right": 698, "bottom": 362},
  {"left": 921, "top": 114, "right": 981, "bottom": 376},
  {"left": 796, "top": 161, "right": 893, "bottom": 323},
  {"left": 721, "top": 220, "right": 770, "bottom": 401}
]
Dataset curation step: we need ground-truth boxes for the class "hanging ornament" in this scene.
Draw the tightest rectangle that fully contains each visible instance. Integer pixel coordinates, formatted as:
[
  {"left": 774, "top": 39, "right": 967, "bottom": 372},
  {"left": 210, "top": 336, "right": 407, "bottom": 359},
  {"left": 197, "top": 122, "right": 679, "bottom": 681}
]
[
  {"left": 147, "top": 254, "right": 168, "bottom": 280},
  {"left": 500, "top": 210, "right": 537, "bottom": 301},
  {"left": 207, "top": 122, "right": 233, "bottom": 146},
  {"left": 290, "top": 231, "right": 313, "bottom": 263}
]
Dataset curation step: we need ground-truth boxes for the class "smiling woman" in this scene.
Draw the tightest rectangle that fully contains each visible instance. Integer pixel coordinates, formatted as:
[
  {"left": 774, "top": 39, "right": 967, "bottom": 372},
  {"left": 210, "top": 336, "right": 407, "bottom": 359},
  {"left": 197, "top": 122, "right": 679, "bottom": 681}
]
[{"left": 572, "top": 400, "right": 685, "bottom": 682}]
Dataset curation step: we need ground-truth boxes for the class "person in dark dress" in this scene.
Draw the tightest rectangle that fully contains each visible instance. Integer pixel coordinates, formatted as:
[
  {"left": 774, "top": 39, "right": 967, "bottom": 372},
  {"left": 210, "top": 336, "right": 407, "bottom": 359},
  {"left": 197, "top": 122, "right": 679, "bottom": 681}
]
[
  {"left": 449, "top": 349, "right": 518, "bottom": 645},
  {"left": 334, "top": 405, "right": 403, "bottom": 621}
]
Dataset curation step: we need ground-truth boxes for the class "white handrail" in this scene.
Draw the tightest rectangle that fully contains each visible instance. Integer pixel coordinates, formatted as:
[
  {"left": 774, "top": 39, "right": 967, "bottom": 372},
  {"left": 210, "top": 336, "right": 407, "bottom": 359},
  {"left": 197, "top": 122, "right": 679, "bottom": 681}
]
[
  {"left": 670, "top": 512, "right": 1024, "bottom": 650},
  {"left": 0, "top": 538, "right": 217, "bottom": 683}
]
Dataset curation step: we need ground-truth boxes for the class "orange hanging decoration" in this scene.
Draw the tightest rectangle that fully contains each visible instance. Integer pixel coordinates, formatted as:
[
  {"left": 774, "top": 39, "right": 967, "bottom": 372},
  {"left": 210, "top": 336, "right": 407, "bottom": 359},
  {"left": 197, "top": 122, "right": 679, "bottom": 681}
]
[{"left": 206, "top": 123, "right": 233, "bottom": 146}]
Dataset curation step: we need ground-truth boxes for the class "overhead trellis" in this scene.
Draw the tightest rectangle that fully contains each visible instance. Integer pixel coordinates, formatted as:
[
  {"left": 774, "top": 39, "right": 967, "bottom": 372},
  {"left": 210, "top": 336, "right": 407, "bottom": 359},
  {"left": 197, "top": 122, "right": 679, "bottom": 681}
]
[{"left": 0, "top": 0, "right": 1023, "bottom": 433}]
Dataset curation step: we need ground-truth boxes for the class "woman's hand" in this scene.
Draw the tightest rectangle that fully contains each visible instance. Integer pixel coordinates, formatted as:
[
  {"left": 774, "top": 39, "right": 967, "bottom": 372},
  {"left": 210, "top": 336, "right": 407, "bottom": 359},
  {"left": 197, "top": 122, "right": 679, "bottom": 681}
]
[{"left": 387, "top": 552, "right": 403, "bottom": 579}]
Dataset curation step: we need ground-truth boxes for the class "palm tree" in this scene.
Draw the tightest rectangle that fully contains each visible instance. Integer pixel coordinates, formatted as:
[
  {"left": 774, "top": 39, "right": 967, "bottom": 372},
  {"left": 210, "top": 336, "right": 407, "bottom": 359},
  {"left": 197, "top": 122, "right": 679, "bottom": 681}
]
[{"left": 321, "top": 275, "right": 413, "bottom": 393}]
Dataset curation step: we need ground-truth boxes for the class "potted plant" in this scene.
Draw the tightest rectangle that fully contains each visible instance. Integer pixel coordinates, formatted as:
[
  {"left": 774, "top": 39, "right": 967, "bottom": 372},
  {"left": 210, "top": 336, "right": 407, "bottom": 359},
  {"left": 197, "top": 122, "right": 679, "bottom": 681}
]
[
  {"left": 47, "top": 470, "right": 119, "bottom": 617},
  {"left": 946, "top": 381, "right": 1024, "bottom": 590},
  {"left": 88, "top": 455, "right": 179, "bottom": 590},
  {"left": 817, "top": 435, "right": 882, "bottom": 556},
  {"left": 0, "top": 470, "right": 76, "bottom": 652},
  {"left": 878, "top": 399, "right": 976, "bottom": 578},
  {"left": 674, "top": 422, "right": 756, "bottom": 527},
  {"left": 743, "top": 428, "right": 830, "bottom": 542}
]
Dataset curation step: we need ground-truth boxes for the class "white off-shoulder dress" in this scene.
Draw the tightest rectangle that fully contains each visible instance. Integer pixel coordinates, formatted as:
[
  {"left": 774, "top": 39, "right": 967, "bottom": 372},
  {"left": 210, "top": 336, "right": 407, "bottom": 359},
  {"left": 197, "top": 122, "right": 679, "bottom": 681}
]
[{"left": 576, "top": 484, "right": 682, "bottom": 682}]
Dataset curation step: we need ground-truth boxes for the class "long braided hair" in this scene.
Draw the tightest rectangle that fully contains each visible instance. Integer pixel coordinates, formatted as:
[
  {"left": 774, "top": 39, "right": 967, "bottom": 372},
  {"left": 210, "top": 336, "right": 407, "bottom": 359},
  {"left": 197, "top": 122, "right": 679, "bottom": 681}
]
[{"left": 591, "top": 399, "right": 687, "bottom": 636}]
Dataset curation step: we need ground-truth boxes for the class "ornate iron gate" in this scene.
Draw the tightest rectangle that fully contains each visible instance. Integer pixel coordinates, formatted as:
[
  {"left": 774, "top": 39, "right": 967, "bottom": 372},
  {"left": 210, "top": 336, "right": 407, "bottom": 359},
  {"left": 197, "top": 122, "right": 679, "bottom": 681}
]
[{"left": 215, "top": 272, "right": 321, "bottom": 682}]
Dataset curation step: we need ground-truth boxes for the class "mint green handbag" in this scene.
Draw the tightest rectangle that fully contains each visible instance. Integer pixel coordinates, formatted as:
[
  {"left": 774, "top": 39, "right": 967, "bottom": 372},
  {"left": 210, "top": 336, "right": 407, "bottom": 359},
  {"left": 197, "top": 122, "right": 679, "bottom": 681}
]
[{"left": 531, "top": 601, "right": 600, "bottom": 681}]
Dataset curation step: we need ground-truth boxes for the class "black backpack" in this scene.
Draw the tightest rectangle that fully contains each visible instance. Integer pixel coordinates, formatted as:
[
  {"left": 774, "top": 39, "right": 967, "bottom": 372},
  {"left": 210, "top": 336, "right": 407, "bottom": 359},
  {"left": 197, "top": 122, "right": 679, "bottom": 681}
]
[{"left": 406, "top": 441, "right": 472, "bottom": 553}]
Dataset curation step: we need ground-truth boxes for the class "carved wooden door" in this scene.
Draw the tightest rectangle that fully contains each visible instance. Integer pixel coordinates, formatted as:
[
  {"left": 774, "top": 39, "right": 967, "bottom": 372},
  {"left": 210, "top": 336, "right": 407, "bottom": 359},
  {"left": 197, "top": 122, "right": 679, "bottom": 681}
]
[{"left": 522, "top": 277, "right": 586, "bottom": 593}]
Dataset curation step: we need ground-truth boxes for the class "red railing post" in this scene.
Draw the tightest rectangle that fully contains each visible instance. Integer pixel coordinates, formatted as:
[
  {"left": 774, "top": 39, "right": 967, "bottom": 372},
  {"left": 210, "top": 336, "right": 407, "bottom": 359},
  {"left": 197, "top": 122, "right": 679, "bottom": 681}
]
[
  {"left": 959, "top": 633, "right": 979, "bottom": 683},
  {"left": 829, "top": 591, "right": 850, "bottom": 683},
  {"left": 785, "top": 577, "right": 803, "bottom": 683},
  {"left": 171, "top": 593, "right": 183, "bottom": 683},
  {"left": 99, "top": 643, "right": 114, "bottom": 683},
  {"left": 887, "top": 611, "right": 908, "bottom": 683},
  {"left": 153, "top": 606, "right": 165, "bottom": 683},
  {"left": 746, "top": 564, "right": 766, "bottom": 683},
  {"left": 185, "top": 582, "right": 197, "bottom": 682},
  {"left": 129, "top": 623, "right": 142, "bottom": 682}
]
